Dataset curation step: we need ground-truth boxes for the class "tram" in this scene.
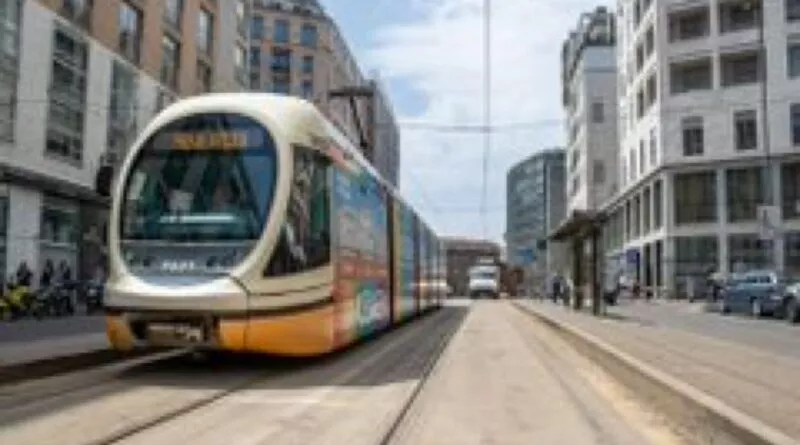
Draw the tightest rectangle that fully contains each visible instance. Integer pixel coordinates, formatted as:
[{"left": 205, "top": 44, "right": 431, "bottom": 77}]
[{"left": 101, "top": 93, "right": 445, "bottom": 357}]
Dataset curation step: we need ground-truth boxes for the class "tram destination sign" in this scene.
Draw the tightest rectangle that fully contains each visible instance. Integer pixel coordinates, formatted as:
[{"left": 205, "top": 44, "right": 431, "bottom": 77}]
[{"left": 152, "top": 129, "right": 265, "bottom": 151}]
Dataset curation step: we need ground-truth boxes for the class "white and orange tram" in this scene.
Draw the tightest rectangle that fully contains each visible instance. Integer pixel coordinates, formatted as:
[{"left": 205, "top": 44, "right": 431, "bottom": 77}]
[{"left": 102, "top": 93, "right": 445, "bottom": 357}]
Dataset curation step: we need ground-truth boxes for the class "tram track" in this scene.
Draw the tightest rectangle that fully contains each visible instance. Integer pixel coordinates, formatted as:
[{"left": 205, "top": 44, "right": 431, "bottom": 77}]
[
  {"left": 0, "top": 306, "right": 466, "bottom": 445},
  {"left": 101, "top": 307, "right": 464, "bottom": 445}
]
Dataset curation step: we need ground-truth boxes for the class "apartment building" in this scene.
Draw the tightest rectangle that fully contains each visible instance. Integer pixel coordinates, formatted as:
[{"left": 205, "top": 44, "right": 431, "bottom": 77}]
[
  {"left": 0, "top": 0, "right": 248, "bottom": 282},
  {"left": 608, "top": 0, "right": 800, "bottom": 297},
  {"left": 562, "top": 6, "right": 619, "bottom": 214},
  {"left": 248, "top": 0, "right": 401, "bottom": 186}
]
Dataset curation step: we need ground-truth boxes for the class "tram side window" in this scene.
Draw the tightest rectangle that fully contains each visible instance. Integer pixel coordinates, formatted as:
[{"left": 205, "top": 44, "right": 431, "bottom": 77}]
[{"left": 264, "top": 146, "right": 330, "bottom": 276}]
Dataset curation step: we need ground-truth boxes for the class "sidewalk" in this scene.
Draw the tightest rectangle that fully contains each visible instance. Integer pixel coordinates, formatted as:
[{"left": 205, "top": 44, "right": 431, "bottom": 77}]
[
  {"left": 517, "top": 299, "right": 800, "bottom": 441},
  {"left": 0, "top": 332, "right": 109, "bottom": 368}
]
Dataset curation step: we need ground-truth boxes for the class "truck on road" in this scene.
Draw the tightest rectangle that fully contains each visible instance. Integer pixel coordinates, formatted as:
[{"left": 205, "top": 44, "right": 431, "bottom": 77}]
[{"left": 468, "top": 261, "right": 500, "bottom": 299}]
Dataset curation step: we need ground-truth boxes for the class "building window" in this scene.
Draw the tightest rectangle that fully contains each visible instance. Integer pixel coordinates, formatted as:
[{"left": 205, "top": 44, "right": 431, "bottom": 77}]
[
  {"left": 625, "top": 201, "right": 631, "bottom": 241},
  {"left": 271, "top": 47, "right": 291, "bottom": 72},
  {"left": 301, "top": 23, "right": 317, "bottom": 48},
  {"left": 235, "top": 44, "right": 246, "bottom": 85},
  {"left": 47, "top": 27, "right": 88, "bottom": 163},
  {"left": 649, "top": 128, "right": 657, "bottom": 166},
  {"left": 682, "top": 116, "right": 704, "bottom": 156},
  {"left": 251, "top": 16, "right": 264, "bottom": 40},
  {"left": 249, "top": 71, "right": 260, "bottom": 89},
  {"left": 792, "top": 104, "right": 800, "bottom": 145},
  {"left": 60, "top": 0, "right": 92, "bottom": 28},
  {"left": 636, "top": 87, "right": 645, "bottom": 118},
  {"left": 645, "top": 25, "right": 654, "bottom": 57},
  {"left": 593, "top": 160, "right": 605, "bottom": 185},
  {"left": 118, "top": 1, "right": 142, "bottom": 63},
  {"left": 674, "top": 171, "right": 717, "bottom": 224},
  {"left": 729, "top": 234, "right": 773, "bottom": 271},
  {"left": 643, "top": 187, "right": 652, "bottom": 233},
  {"left": 154, "top": 88, "right": 176, "bottom": 112},
  {"left": 782, "top": 162, "right": 800, "bottom": 219},
  {"left": 788, "top": 43, "right": 800, "bottom": 78},
  {"left": 629, "top": 149, "right": 636, "bottom": 181},
  {"left": 632, "top": 195, "right": 641, "bottom": 238},
  {"left": 639, "top": 139, "right": 646, "bottom": 174},
  {"left": 196, "top": 59, "right": 212, "bottom": 93},
  {"left": 107, "top": 60, "right": 138, "bottom": 161},
  {"left": 235, "top": 0, "right": 247, "bottom": 38},
  {"left": 789, "top": 0, "right": 800, "bottom": 21},
  {"left": 274, "top": 19, "right": 289, "bottom": 43},
  {"left": 721, "top": 50, "right": 760, "bottom": 86},
  {"left": 272, "top": 77, "right": 290, "bottom": 94},
  {"left": 668, "top": 7, "right": 710, "bottom": 42},
  {"left": 591, "top": 101, "right": 604, "bottom": 123},
  {"left": 250, "top": 47, "right": 261, "bottom": 69},
  {"left": 0, "top": 0, "right": 20, "bottom": 142},
  {"left": 161, "top": 35, "right": 180, "bottom": 88},
  {"left": 301, "top": 80, "right": 313, "bottom": 99},
  {"left": 719, "top": 0, "right": 761, "bottom": 33},
  {"left": 670, "top": 58, "right": 712, "bottom": 94},
  {"left": 734, "top": 110, "right": 758, "bottom": 151},
  {"left": 302, "top": 55, "right": 314, "bottom": 74},
  {"left": 646, "top": 72, "right": 657, "bottom": 108},
  {"left": 786, "top": 232, "right": 800, "bottom": 275},
  {"left": 675, "top": 236, "right": 719, "bottom": 287},
  {"left": 40, "top": 206, "right": 77, "bottom": 245},
  {"left": 653, "top": 179, "right": 663, "bottom": 229},
  {"left": 163, "top": 0, "right": 182, "bottom": 30},
  {"left": 726, "top": 167, "right": 766, "bottom": 222},
  {"left": 196, "top": 8, "right": 212, "bottom": 55}
]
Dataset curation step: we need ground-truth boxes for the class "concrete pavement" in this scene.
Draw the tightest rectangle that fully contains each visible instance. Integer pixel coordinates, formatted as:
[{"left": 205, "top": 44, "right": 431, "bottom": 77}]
[{"left": 390, "top": 300, "right": 684, "bottom": 445}]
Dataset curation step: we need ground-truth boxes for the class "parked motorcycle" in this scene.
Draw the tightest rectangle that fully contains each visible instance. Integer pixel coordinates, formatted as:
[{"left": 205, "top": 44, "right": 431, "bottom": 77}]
[{"left": 83, "top": 280, "right": 104, "bottom": 314}]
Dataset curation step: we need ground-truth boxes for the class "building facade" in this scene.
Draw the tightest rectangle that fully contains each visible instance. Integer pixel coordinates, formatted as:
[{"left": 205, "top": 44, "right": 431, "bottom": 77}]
[
  {"left": 248, "top": 0, "right": 400, "bottom": 186},
  {"left": 443, "top": 237, "right": 501, "bottom": 296},
  {"left": 608, "top": 0, "right": 800, "bottom": 297},
  {"left": 0, "top": 0, "right": 248, "bottom": 283},
  {"left": 505, "top": 149, "right": 567, "bottom": 292},
  {"left": 367, "top": 77, "right": 400, "bottom": 187},
  {"left": 562, "top": 6, "right": 619, "bottom": 214}
]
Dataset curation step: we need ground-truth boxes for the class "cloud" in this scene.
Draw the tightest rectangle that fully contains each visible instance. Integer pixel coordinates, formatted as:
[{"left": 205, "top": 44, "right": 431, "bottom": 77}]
[{"left": 364, "top": 0, "right": 609, "bottom": 243}]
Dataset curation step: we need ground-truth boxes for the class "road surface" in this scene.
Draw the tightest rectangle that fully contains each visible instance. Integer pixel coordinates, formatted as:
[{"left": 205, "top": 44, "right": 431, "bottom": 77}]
[{"left": 608, "top": 300, "right": 800, "bottom": 360}]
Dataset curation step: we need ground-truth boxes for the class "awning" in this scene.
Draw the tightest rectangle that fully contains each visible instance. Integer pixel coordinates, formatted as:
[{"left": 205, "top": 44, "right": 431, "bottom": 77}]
[{"left": 549, "top": 209, "right": 605, "bottom": 242}]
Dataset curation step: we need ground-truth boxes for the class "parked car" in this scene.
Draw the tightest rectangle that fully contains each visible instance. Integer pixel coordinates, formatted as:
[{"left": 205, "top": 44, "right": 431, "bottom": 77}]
[{"left": 719, "top": 270, "right": 796, "bottom": 318}]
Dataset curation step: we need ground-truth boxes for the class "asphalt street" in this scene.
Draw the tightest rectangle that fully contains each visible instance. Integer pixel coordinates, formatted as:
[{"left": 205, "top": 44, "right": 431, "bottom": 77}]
[
  {"left": 606, "top": 300, "right": 800, "bottom": 360},
  {"left": 0, "top": 316, "right": 105, "bottom": 344}
]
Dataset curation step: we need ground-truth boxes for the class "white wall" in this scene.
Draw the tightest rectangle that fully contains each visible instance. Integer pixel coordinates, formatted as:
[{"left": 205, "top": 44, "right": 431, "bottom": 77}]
[{"left": 5, "top": 185, "right": 41, "bottom": 277}]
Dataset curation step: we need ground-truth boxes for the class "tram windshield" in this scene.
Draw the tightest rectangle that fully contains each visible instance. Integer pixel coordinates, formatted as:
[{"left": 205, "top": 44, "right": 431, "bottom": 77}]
[{"left": 120, "top": 113, "right": 277, "bottom": 244}]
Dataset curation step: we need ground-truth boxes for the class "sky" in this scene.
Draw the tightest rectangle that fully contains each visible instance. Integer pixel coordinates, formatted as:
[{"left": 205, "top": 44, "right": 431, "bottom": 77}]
[{"left": 321, "top": 0, "right": 609, "bottom": 244}]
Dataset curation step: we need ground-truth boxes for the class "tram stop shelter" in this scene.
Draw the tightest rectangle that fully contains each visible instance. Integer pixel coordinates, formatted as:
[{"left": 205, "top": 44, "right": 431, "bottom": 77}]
[{"left": 549, "top": 209, "right": 607, "bottom": 315}]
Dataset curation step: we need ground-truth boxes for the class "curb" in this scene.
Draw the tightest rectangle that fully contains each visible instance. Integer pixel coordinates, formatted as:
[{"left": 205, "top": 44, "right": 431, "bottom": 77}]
[
  {"left": 0, "top": 348, "right": 151, "bottom": 385},
  {"left": 512, "top": 301, "right": 798, "bottom": 445}
]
